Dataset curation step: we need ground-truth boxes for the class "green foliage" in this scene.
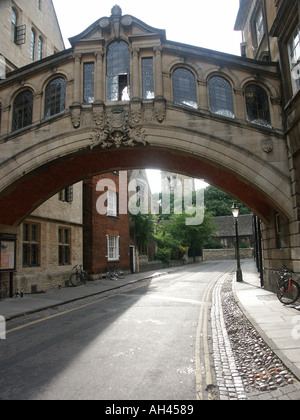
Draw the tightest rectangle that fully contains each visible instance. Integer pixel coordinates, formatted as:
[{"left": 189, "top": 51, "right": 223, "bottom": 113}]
[
  {"left": 130, "top": 212, "right": 154, "bottom": 249},
  {"left": 204, "top": 186, "right": 251, "bottom": 216},
  {"left": 154, "top": 209, "right": 216, "bottom": 262}
]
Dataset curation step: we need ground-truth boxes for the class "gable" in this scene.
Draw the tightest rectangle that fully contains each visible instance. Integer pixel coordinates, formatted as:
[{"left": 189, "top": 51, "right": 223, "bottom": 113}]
[{"left": 69, "top": 5, "right": 166, "bottom": 46}]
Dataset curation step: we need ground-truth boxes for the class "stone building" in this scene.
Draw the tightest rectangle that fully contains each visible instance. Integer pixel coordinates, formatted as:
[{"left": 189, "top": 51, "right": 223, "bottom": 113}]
[
  {"left": 234, "top": 0, "right": 300, "bottom": 290},
  {"left": 0, "top": 0, "right": 82, "bottom": 294},
  {"left": 0, "top": 0, "right": 64, "bottom": 73}
]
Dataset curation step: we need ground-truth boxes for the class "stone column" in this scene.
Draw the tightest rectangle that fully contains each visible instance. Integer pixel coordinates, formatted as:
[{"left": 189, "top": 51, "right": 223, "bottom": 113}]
[
  {"left": 33, "top": 91, "right": 43, "bottom": 122},
  {"left": 131, "top": 47, "right": 140, "bottom": 100},
  {"left": 95, "top": 49, "right": 104, "bottom": 103},
  {"left": 154, "top": 46, "right": 163, "bottom": 98},
  {"left": 73, "top": 53, "right": 82, "bottom": 105}
]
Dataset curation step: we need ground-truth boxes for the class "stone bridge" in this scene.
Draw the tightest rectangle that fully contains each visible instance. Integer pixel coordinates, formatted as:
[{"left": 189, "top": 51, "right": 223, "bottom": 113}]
[{"left": 0, "top": 6, "right": 295, "bottom": 284}]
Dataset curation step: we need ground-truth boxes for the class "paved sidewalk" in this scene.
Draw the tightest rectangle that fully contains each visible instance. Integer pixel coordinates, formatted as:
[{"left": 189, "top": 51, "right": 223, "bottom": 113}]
[
  {"left": 234, "top": 260, "right": 300, "bottom": 382},
  {"left": 0, "top": 266, "right": 178, "bottom": 320}
]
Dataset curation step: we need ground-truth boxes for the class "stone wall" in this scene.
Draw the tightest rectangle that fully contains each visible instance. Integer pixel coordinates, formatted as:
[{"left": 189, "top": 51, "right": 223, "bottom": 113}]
[{"left": 203, "top": 249, "right": 254, "bottom": 261}]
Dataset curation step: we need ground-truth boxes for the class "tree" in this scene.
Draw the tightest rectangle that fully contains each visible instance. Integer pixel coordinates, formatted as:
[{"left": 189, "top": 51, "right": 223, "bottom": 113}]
[
  {"left": 154, "top": 210, "right": 216, "bottom": 262},
  {"left": 204, "top": 186, "right": 251, "bottom": 216},
  {"left": 130, "top": 212, "right": 154, "bottom": 250}
]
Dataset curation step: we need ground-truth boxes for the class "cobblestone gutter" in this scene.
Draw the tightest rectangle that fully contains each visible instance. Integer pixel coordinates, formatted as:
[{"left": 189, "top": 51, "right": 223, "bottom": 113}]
[{"left": 211, "top": 272, "right": 300, "bottom": 400}]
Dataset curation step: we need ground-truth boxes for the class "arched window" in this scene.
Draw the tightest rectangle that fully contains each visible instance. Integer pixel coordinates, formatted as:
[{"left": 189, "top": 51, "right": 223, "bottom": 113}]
[
  {"left": 245, "top": 84, "right": 271, "bottom": 128},
  {"left": 12, "top": 90, "right": 33, "bottom": 131},
  {"left": 106, "top": 41, "right": 130, "bottom": 101},
  {"left": 44, "top": 77, "right": 66, "bottom": 118},
  {"left": 173, "top": 68, "right": 197, "bottom": 109},
  {"left": 208, "top": 76, "right": 234, "bottom": 118}
]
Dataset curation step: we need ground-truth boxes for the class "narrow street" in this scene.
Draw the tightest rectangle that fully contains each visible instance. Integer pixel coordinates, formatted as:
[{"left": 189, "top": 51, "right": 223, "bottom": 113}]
[{"left": 0, "top": 261, "right": 234, "bottom": 401}]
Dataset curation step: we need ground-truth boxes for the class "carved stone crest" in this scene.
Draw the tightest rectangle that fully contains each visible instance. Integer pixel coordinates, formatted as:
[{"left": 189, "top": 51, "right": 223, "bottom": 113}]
[
  {"left": 90, "top": 106, "right": 148, "bottom": 150},
  {"left": 70, "top": 105, "right": 81, "bottom": 129},
  {"left": 154, "top": 100, "right": 166, "bottom": 123},
  {"left": 261, "top": 137, "right": 273, "bottom": 153}
]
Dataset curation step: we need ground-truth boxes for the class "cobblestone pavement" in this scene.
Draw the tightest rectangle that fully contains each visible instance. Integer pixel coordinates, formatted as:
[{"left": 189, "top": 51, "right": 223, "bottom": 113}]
[{"left": 211, "top": 272, "right": 300, "bottom": 400}]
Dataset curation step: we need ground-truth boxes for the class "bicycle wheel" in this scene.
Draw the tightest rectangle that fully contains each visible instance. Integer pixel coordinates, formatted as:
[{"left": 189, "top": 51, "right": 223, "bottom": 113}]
[
  {"left": 277, "top": 280, "right": 300, "bottom": 305},
  {"left": 70, "top": 273, "right": 82, "bottom": 287},
  {"left": 82, "top": 271, "right": 88, "bottom": 284},
  {"left": 106, "top": 270, "right": 116, "bottom": 280},
  {"left": 116, "top": 269, "right": 125, "bottom": 279}
]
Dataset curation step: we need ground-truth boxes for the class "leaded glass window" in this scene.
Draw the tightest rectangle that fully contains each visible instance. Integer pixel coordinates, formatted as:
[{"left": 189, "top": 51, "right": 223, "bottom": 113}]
[
  {"left": 83, "top": 62, "right": 95, "bottom": 104},
  {"left": 30, "top": 29, "right": 36, "bottom": 60},
  {"left": 245, "top": 84, "right": 271, "bottom": 128},
  {"left": 208, "top": 76, "right": 234, "bottom": 118},
  {"left": 12, "top": 90, "right": 33, "bottom": 131},
  {"left": 288, "top": 26, "right": 300, "bottom": 94},
  {"left": 142, "top": 57, "right": 154, "bottom": 100},
  {"left": 106, "top": 41, "right": 130, "bottom": 101},
  {"left": 38, "top": 36, "right": 43, "bottom": 60},
  {"left": 44, "top": 77, "right": 66, "bottom": 118},
  {"left": 173, "top": 68, "right": 197, "bottom": 109}
]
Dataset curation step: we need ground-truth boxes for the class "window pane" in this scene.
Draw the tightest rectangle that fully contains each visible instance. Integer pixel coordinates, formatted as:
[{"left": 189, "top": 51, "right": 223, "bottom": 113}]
[
  {"left": 245, "top": 84, "right": 271, "bottom": 128},
  {"left": 45, "top": 77, "right": 66, "bottom": 118},
  {"left": 108, "top": 235, "right": 119, "bottom": 261},
  {"left": 83, "top": 62, "right": 95, "bottom": 104},
  {"left": 142, "top": 58, "right": 154, "bottom": 99},
  {"left": 106, "top": 41, "right": 130, "bottom": 101},
  {"left": 209, "top": 76, "right": 234, "bottom": 118},
  {"left": 289, "top": 26, "right": 300, "bottom": 94},
  {"left": 173, "top": 68, "right": 197, "bottom": 109},
  {"left": 12, "top": 90, "right": 33, "bottom": 131}
]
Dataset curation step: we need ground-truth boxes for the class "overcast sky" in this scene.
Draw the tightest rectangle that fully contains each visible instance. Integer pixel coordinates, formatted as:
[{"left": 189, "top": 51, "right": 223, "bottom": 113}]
[
  {"left": 53, "top": 0, "right": 242, "bottom": 54},
  {"left": 52, "top": 0, "right": 242, "bottom": 193}
]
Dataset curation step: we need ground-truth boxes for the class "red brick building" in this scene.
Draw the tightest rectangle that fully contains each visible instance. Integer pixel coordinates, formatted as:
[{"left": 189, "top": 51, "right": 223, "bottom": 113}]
[{"left": 83, "top": 171, "right": 132, "bottom": 278}]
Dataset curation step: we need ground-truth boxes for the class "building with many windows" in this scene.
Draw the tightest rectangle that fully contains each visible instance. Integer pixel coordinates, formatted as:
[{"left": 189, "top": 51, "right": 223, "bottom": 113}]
[
  {"left": 0, "top": 0, "right": 64, "bottom": 73},
  {"left": 234, "top": 0, "right": 300, "bottom": 290},
  {"left": 0, "top": 0, "right": 82, "bottom": 293}
]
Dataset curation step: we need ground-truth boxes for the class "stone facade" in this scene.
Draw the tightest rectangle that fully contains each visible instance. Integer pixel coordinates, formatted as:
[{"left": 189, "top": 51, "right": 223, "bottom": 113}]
[
  {"left": 0, "top": 0, "right": 64, "bottom": 73},
  {"left": 234, "top": 0, "right": 300, "bottom": 290}
]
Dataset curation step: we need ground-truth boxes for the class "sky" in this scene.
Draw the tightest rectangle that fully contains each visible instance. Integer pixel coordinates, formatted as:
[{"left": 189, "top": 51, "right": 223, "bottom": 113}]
[{"left": 52, "top": 0, "right": 242, "bottom": 193}]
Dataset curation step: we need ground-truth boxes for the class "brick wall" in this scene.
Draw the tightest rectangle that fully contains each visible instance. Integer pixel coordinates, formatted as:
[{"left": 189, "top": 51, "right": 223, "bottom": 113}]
[{"left": 83, "top": 172, "right": 131, "bottom": 276}]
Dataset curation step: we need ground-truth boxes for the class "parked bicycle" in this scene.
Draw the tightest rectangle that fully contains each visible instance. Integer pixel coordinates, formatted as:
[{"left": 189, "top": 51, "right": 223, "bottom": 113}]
[
  {"left": 106, "top": 265, "right": 125, "bottom": 281},
  {"left": 277, "top": 266, "right": 300, "bottom": 305},
  {"left": 70, "top": 265, "right": 88, "bottom": 287},
  {"left": 0, "top": 286, "right": 7, "bottom": 300}
]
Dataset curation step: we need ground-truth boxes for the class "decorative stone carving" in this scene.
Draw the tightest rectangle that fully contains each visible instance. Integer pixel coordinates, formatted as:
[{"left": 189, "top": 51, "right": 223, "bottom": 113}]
[
  {"left": 261, "top": 137, "right": 273, "bottom": 153},
  {"left": 89, "top": 105, "right": 148, "bottom": 150},
  {"left": 130, "top": 102, "right": 142, "bottom": 124},
  {"left": 154, "top": 99, "right": 166, "bottom": 123},
  {"left": 93, "top": 107, "right": 106, "bottom": 128},
  {"left": 70, "top": 105, "right": 81, "bottom": 129}
]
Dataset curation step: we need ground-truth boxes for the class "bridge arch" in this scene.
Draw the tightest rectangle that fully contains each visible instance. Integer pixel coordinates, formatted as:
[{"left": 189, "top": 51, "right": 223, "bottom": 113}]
[{"left": 0, "top": 117, "right": 292, "bottom": 226}]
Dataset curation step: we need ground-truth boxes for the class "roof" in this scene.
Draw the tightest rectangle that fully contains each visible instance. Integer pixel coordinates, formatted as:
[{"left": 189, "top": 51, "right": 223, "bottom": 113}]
[{"left": 213, "top": 214, "right": 253, "bottom": 237}]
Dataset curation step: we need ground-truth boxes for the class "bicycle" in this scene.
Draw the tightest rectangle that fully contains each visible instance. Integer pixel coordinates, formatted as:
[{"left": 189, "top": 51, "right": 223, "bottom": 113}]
[
  {"left": 0, "top": 286, "right": 7, "bottom": 300},
  {"left": 70, "top": 265, "right": 88, "bottom": 287},
  {"left": 106, "top": 265, "right": 125, "bottom": 281},
  {"left": 277, "top": 266, "right": 300, "bottom": 305}
]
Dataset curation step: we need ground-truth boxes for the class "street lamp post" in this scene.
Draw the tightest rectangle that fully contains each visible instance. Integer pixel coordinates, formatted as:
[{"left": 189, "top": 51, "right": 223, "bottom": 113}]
[{"left": 231, "top": 202, "right": 243, "bottom": 283}]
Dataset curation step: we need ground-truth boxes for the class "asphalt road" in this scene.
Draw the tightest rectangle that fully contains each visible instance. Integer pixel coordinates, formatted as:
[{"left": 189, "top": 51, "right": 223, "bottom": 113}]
[{"left": 0, "top": 261, "right": 234, "bottom": 400}]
